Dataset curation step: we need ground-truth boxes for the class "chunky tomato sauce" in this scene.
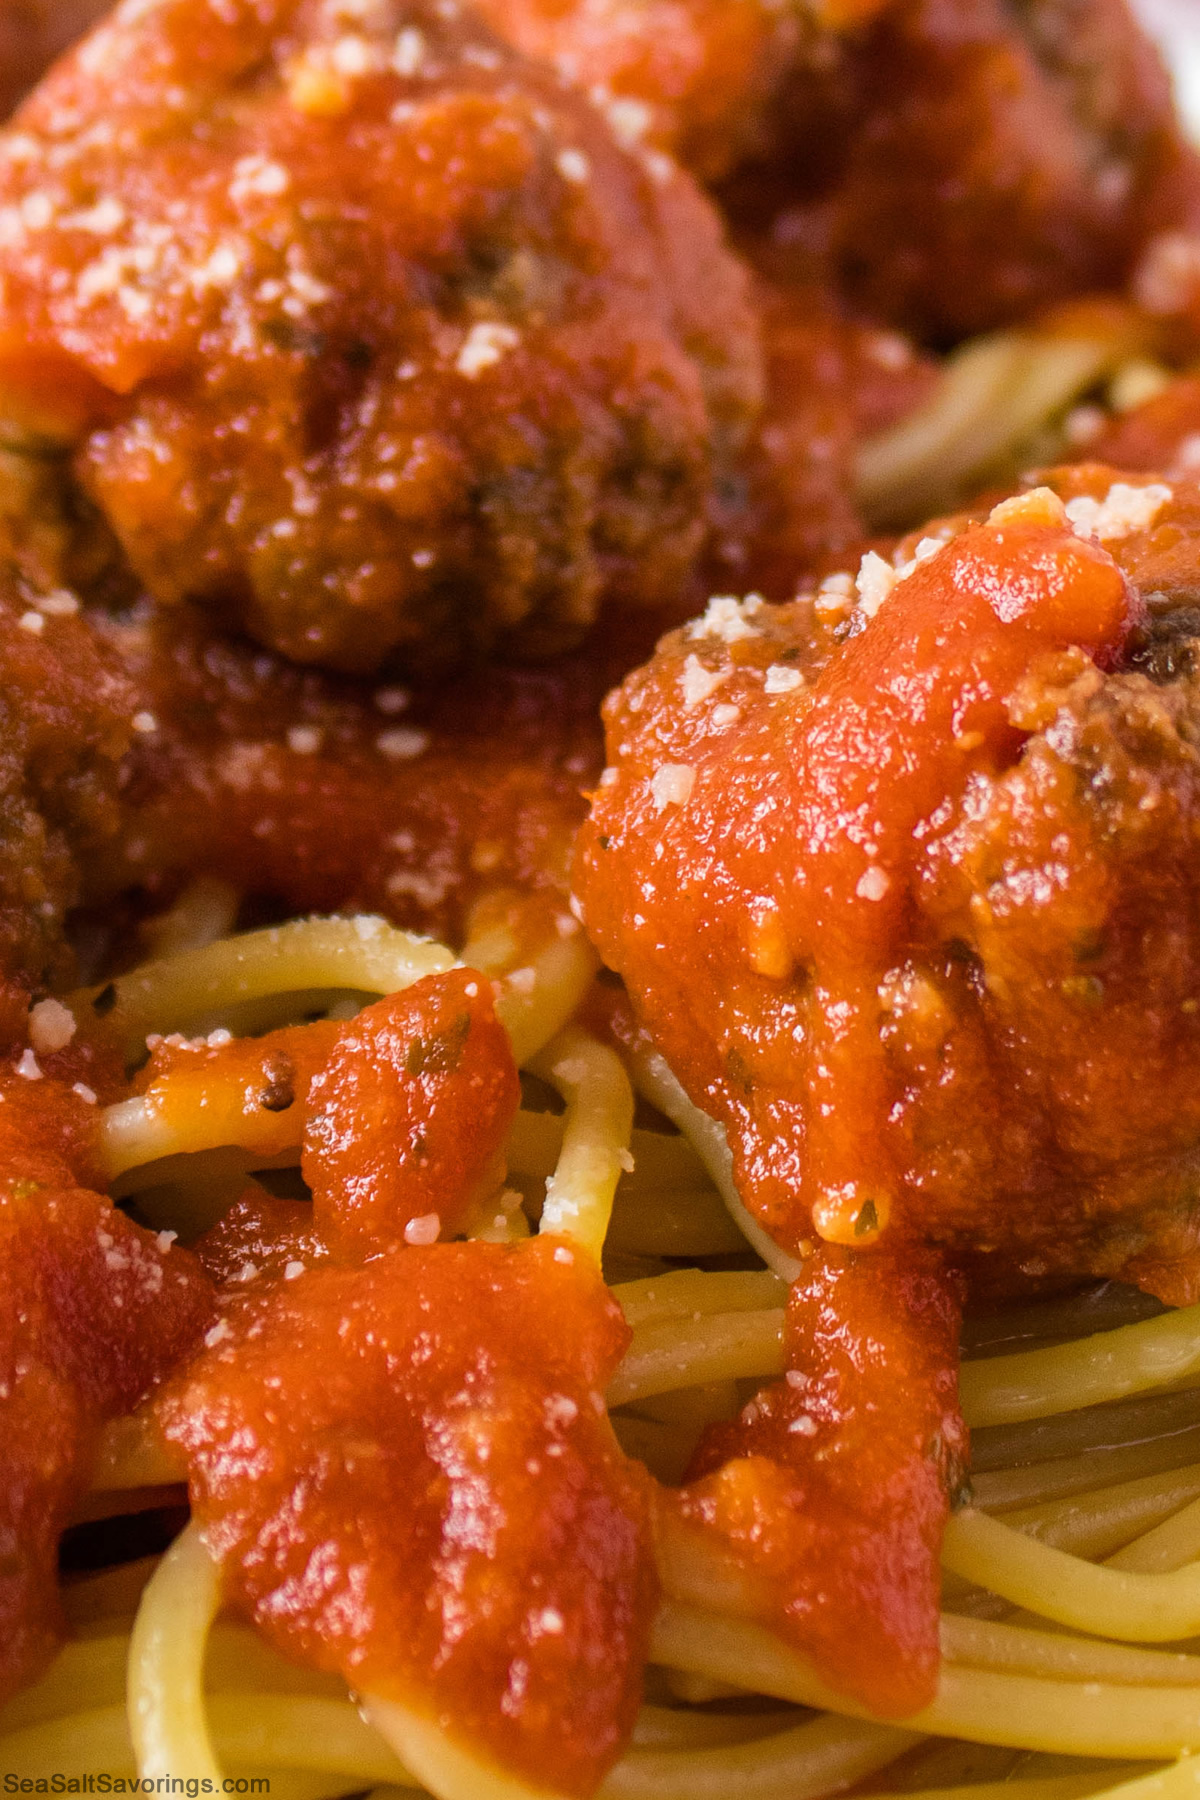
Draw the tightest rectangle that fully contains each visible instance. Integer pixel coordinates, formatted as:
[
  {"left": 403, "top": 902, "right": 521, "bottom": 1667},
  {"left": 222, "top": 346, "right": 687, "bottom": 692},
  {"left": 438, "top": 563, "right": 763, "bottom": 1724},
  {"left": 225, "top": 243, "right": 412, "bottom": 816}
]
[
  {"left": 667, "top": 1246, "right": 966, "bottom": 1716},
  {"left": 160, "top": 1236, "right": 657, "bottom": 1796},
  {"left": 93, "top": 606, "right": 637, "bottom": 948},
  {"left": 304, "top": 969, "right": 520, "bottom": 1252},
  {"left": 194, "top": 1189, "right": 332, "bottom": 1291},
  {"left": 0, "top": 1072, "right": 213, "bottom": 1699},
  {"left": 580, "top": 492, "right": 1139, "bottom": 1258}
]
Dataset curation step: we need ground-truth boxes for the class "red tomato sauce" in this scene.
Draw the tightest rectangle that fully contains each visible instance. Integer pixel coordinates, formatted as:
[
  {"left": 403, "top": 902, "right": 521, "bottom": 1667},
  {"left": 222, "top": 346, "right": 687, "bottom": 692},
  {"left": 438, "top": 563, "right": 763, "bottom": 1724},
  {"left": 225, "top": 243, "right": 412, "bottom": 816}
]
[
  {"left": 667, "top": 1246, "right": 967, "bottom": 1716},
  {"left": 304, "top": 970, "right": 520, "bottom": 1254},
  {"left": 193, "top": 1189, "right": 332, "bottom": 1291},
  {"left": 0, "top": 1074, "right": 214, "bottom": 1699},
  {"left": 91, "top": 606, "right": 647, "bottom": 947},
  {"left": 580, "top": 504, "right": 1137, "bottom": 1257},
  {"left": 159, "top": 1236, "right": 657, "bottom": 1796}
]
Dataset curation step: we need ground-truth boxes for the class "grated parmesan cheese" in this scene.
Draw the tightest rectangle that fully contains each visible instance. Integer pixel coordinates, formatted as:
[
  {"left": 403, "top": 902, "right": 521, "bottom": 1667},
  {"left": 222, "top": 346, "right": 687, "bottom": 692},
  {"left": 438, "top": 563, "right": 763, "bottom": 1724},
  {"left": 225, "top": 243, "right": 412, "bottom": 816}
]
[
  {"left": 377, "top": 726, "right": 429, "bottom": 760},
  {"left": 856, "top": 550, "right": 897, "bottom": 619},
  {"left": 650, "top": 763, "right": 695, "bottom": 812},
  {"left": 374, "top": 685, "right": 410, "bottom": 714},
  {"left": 61, "top": 196, "right": 126, "bottom": 235},
  {"left": 455, "top": 321, "right": 519, "bottom": 377},
  {"left": 391, "top": 27, "right": 426, "bottom": 74},
  {"left": 1065, "top": 481, "right": 1173, "bottom": 542},
  {"left": 330, "top": 33, "right": 376, "bottom": 75},
  {"left": 37, "top": 589, "right": 80, "bottom": 616},
  {"left": 555, "top": 148, "right": 590, "bottom": 184},
  {"left": 814, "top": 571, "right": 855, "bottom": 622},
  {"left": 286, "top": 724, "right": 323, "bottom": 755},
  {"left": 230, "top": 156, "right": 290, "bottom": 203},
  {"left": 28, "top": 998, "right": 76, "bottom": 1055},
  {"left": 598, "top": 93, "right": 652, "bottom": 148},
  {"left": 686, "top": 594, "right": 762, "bottom": 644},
  {"left": 404, "top": 1212, "right": 441, "bottom": 1245},
  {"left": 855, "top": 866, "right": 891, "bottom": 902},
  {"left": 679, "top": 653, "right": 725, "bottom": 708}
]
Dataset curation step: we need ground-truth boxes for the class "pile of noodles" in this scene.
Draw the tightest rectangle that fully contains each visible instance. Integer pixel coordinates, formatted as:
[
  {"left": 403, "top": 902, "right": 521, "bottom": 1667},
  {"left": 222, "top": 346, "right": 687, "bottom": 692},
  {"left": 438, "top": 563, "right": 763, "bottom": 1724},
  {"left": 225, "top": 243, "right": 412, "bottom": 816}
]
[{"left": 2, "top": 873, "right": 1200, "bottom": 1800}]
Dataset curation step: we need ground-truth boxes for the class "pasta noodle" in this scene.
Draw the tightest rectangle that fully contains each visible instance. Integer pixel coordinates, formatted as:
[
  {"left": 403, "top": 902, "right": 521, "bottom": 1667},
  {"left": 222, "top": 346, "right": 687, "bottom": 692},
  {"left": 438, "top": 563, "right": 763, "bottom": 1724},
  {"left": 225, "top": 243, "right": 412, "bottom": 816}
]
[
  {"left": 15, "top": 911, "right": 1200, "bottom": 1800},
  {"left": 527, "top": 1026, "right": 633, "bottom": 1261},
  {"left": 128, "top": 1526, "right": 225, "bottom": 1783},
  {"left": 855, "top": 321, "right": 1156, "bottom": 528}
]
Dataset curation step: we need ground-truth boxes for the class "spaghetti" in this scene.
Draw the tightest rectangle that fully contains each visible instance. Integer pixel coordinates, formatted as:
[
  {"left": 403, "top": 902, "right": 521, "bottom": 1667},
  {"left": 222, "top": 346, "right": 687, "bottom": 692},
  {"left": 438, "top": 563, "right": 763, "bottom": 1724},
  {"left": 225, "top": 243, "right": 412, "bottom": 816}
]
[{"left": 3, "top": 916, "right": 1200, "bottom": 1799}]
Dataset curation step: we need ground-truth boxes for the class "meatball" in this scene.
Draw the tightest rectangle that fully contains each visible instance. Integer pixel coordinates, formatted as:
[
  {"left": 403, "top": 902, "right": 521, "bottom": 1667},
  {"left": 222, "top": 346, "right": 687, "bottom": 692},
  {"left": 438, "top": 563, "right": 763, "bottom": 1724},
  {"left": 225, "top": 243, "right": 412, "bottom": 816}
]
[
  {"left": 722, "top": 0, "right": 1198, "bottom": 341},
  {"left": 468, "top": 0, "right": 805, "bottom": 182},
  {"left": 0, "top": 563, "right": 135, "bottom": 995},
  {"left": 473, "top": 0, "right": 1198, "bottom": 341},
  {"left": 0, "top": 0, "right": 760, "bottom": 672},
  {"left": 577, "top": 467, "right": 1200, "bottom": 1303}
]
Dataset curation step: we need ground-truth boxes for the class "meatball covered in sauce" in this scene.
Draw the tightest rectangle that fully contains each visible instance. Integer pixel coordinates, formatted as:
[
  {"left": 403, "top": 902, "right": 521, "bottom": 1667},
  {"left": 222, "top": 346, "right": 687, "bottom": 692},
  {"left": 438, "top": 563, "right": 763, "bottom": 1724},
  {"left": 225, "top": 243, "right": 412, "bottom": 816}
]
[
  {"left": 850, "top": 0, "right": 1193, "bottom": 338},
  {"left": 577, "top": 467, "right": 1200, "bottom": 1302},
  {"left": 469, "top": 0, "right": 806, "bottom": 182},
  {"left": 472, "top": 0, "right": 1198, "bottom": 342},
  {"left": 0, "top": 0, "right": 761, "bottom": 672},
  {"left": 0, "top": 571, "right": 136, "bottom": 998},
  {"left": 724, "top": 0, "right": 1199, "bottom": 341}
]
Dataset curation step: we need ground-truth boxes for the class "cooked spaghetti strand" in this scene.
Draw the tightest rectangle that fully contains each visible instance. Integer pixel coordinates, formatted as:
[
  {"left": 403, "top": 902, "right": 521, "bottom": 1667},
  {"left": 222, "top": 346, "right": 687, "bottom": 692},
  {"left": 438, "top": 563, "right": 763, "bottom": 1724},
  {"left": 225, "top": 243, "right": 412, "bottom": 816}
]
[
  {"left": 364, "top": 1694, "right": 568, "bottom": 1800},
  {"left": 649, "top": 1602, "right": 1200, "bottom": 1757},
  {"left": 941, "top": 1508, "right": 1200, "bottom": 1641},
  {"left": 595, "top": 1711, "right": 914, "bottom": 1800},
  {"left": 72, "top": 916, "right": 458, "bottom": 1059},
  {"left": 608, "top": 1307, "right": 785, "bottom": 1407},
  {"left": 626, "top": 1048, "right": 800, "bottom": 1281},
  {"left": 528, "top": 1026, "right": 633, "bottom": 1260},
  {"left": 960, "top": 1308, "right": 1200, "bottom": 1430},
  {"left": 127, "top": 1521, "right": 224, "bottom": 1780}
]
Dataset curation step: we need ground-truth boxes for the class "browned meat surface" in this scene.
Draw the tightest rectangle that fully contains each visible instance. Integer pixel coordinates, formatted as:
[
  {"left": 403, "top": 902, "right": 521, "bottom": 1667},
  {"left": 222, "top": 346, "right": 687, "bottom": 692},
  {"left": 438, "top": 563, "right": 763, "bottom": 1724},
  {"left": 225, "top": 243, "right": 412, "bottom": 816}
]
[{"left": 0, "top": 0, "right": 761, "bottom": 673}]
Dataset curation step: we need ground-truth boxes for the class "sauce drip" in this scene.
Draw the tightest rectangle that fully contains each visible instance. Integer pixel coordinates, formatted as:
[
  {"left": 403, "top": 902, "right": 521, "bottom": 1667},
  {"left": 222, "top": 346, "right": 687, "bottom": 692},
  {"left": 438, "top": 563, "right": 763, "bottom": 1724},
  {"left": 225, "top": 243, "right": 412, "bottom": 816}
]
[{"left": 666, "top": 1245, "right": 966, "bottom": 1716}]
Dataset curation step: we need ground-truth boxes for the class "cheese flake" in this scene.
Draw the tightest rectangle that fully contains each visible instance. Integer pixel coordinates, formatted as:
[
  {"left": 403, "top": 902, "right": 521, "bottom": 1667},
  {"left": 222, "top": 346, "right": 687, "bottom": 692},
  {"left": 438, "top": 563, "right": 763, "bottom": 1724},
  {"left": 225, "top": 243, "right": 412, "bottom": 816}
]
[
  {"left": 1065, "top": 481, "right": 1173, "bottom": 542},
  {"left": 650, "top": 763, "right": 695, "bottom": 813}
]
